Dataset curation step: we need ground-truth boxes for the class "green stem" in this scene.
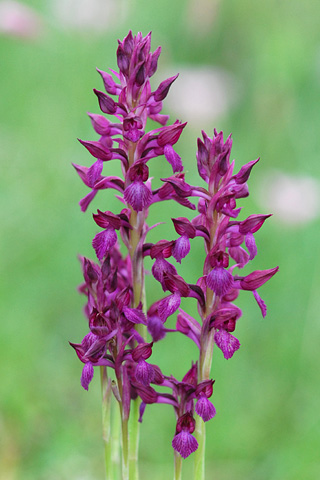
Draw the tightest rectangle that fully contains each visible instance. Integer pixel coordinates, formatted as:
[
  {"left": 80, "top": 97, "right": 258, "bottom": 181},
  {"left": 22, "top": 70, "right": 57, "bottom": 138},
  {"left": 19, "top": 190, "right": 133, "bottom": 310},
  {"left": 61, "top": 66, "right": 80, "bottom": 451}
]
[
  {"left": 111, "top": 401, "right": 121, "bottom": 480},
  {"left": 194, "top": 329, "right": 215, "bottom": 480},
  {"left": 128, "top": 397, "right": 140, "bottom": 480},
  {"left": 194, "top": 417, "right": 205, "bottom": 480},
  {"left": 174, "top": 450, "right": 182, "bottom": 480},
  {"left": 121, "top": 413, "right": 129, "bottom": 480},
  {"left": 100, "top": 366, "right": 120, "bottom": 480}
]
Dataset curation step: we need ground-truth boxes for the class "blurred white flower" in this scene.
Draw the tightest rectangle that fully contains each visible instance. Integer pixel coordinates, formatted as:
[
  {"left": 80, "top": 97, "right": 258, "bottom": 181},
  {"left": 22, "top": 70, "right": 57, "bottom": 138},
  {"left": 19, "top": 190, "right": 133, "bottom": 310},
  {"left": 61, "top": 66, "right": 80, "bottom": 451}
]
[
  {"left": 52, "top": 0, "right": 127, "bottom": 32},
  {"left": 0, "top": 1, "right": 43, "bottom": 39},
  {"left": 165, "top": 66, "right": 238, "bottom": 125},
  {"left": 257, "top": 171, "right": 320, "bottom": 225}
]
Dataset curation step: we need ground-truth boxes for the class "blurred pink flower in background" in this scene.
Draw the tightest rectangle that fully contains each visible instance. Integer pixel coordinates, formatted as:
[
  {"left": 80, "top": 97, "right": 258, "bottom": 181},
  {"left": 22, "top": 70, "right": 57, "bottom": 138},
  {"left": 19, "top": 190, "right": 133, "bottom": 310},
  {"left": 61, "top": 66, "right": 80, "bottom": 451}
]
[
  {"left": 167, "top": 67, "right": 238, "bottom": 125},
  {"left": 0, "top": 1, "right": 43, "bottom": 39},
  {"left": 258, "top": 171, "right": 320, "bottom": 226}
]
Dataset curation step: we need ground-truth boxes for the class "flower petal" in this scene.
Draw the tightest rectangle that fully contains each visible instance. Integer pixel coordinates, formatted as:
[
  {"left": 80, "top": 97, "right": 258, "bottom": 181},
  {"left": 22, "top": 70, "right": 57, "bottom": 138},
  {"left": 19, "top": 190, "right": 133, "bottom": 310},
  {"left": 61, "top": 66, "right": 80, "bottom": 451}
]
[
  {"left": 172, "top": 235, "right": 190, "bottom": 263},
  {"left": 92, "top": 229, "right": 117, "bottom": 261},
  {"left": 195, "top": 395, "right": 216, "bottom": 422},
  {"left": 206, "top": 267, "right": 233, "bottom": 296},
  {"left": 172, "top": 431, "right": 198, "bottom": 459},
  {"left": 158, "top": 292, "right": 181, "bottom": 321},
  {"left": 124, "top": 180, "right": 152, "bottom": 211},
  {"left": 164, "top": 144, "right": 183, "bottom": 172},
  {"left": 214, "top": 329, "right": 240, "bottom": 359},
  {"left": 81, "top": 362, "right": 94, "bottom": 390}
]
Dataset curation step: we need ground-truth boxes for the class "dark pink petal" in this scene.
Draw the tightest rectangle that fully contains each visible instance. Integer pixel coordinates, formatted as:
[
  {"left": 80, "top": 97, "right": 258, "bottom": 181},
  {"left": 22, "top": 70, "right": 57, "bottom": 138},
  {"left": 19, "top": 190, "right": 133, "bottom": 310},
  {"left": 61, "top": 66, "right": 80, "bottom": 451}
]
[
  {"left": 116, "top": 44, "right": 130, "bottom": 75},
  {"left": 123, "top": 306, "right": 147, "bottom": 325},
  {"left": 96, "top": 69, "right": 121, "bottom": 95},
  {"left": 162, "top": 272, "right": 190, "bottom": 296},
  {"left": 123, "top": 127, "right": 144, "bottom": 143},
  {"left": 149, "top": 46, "right": 161, "bottom": 77},
  {"left": 240, "top": 267, "right": 279, "bottom": 291},
  {"left": 239, "top": 214, "right": 272, "bottom": 234},
  {"left": 134, "top": 384, "right": 158, "bottom": 404},
  {"left": 214, "top": 329, "right": 240, "bottom": 359},
  {"left": 93, "top": 89, "right": 117, "bottom": 114},
  {"left": 195, "top": 380, "right": 215, "bottom": 398},
  {"left": 79, "top": 190, "right": 98, "bottom": 212},
  {"left": 172, "top": 217, "right": 196, "bottom": 238},
  {"left": 172, "top": 236, "right": 190, "bottom": 263},
  {"left": 138, "top": 402, "right": 147, "bottom": 423},
  {"left": 245, "top": 232, "right": 257, "bottom": 260},
  {"left": 87, "top": 159, "right": 103, "bottom": 187},
  {"left": 206, "top": 267, "right": 233, "bottom": 296},
  {"left": 195, "top": 395, "right": 216, "bottom": 422},
  {"left": 93, "top": 210, "right": 121, "bottom": 229},
  {"left": 229, "top": 246, "right": 249, "bottom": 267},
  {"left": 147, "top": 315, "right": 166, "bottom": 342},
  {"left": 181, "top": 363, "right": 198, "bottom": 386},
  {"left": 158, "top": 292, "right": 181, "bottom": 321},
  {"left": 233, "top": 158, "right": 259, "bottom": 184},
  {"left": 164, "top": 144, "right": 183, "bottom": 172},
  {"left": 157, "top": 122, "right": 187, "bottom": 147},
  {"left": 172, "top": 431, "right": 198, "bottom": 459},
  {"left": 253, "top": 290, "right": 267, "bottom": 317},
  {"left": 152, "top": 257, "right": 177, "bottom": 285},
  {"left": 81, "top": 362, "right": 94, "bottom": 390},
  {"left": 124, "top": 180, "right": 152, "bottom": 211},
  {"left": 78, "top": 139, "right": 112, "bottom": 161},
  {"left": 132, "top": 342, "right": 153, "bottom": 361},
  {"left": 92, "top": 229, "right": 117, "bottom": 261},
  {"left": 88, "top": 113, "right": 111, "bottom": 136},
  {"left": 135, "top": 360, "right": 155, "bottom": 386},
  {"left": 196, "top": 137, "right": 209, "bottom": 181},
  {"left": 154, "top": 74, "right": 179, "bottom": 102}
]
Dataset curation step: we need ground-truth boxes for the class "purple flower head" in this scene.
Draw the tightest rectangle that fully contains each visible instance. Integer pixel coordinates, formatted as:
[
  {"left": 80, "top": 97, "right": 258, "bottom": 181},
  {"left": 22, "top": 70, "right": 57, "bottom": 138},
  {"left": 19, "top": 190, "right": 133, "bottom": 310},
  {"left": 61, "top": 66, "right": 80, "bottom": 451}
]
[
  {"left": 172, "top": 413, "right": 198, "bottom": 458},
  {"left": 71, "top": 31, "right": 279, "bottom": 462}
]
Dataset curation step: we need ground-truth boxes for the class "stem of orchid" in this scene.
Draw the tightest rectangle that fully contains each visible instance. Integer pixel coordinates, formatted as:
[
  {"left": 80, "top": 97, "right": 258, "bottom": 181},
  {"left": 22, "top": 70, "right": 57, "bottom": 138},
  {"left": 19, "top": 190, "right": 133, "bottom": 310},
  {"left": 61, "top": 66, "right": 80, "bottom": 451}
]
[
  {"left": 194, "top": 328, "right": 215, "bottom": 480},
  {"left": 194, "top": 202, "right": 218, "bottom": 480},
  {"left": 128, "top": 397, "right": 140, "bottom": 480},
  {"left": 100, "top": 366, "right": 120, "bottom": 480},
  {"left": 112, "top": 401, "right": 121, "bottom": 480},
  {"left": 121, "top": 414, "right": 129, "bottom": 480},
  {"left": 174, "top": 450, "right": 182, "bottom": 480}
]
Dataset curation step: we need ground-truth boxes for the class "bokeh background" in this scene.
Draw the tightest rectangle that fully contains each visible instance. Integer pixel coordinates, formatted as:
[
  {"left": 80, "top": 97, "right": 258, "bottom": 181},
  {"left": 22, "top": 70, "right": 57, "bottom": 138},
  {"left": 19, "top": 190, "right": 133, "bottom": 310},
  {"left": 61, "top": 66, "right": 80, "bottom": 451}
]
[{"left": 1, "top": 0, "right": 320, "bottom": 479}]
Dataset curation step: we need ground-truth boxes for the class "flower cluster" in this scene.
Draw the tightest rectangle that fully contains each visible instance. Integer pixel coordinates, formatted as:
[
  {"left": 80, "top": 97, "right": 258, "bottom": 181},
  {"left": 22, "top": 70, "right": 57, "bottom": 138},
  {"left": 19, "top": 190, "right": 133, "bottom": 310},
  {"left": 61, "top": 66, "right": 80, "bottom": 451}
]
[{"left": 70, "top": 31, "right": 278, "bottom": 463}]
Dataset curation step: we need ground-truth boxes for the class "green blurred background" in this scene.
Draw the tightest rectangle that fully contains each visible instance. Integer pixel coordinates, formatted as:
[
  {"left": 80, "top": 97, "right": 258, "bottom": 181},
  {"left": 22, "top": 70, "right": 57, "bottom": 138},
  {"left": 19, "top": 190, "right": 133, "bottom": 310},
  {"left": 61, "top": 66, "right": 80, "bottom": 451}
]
[{"left": 1, "top": 0, "right": 320, "bottom": 479}]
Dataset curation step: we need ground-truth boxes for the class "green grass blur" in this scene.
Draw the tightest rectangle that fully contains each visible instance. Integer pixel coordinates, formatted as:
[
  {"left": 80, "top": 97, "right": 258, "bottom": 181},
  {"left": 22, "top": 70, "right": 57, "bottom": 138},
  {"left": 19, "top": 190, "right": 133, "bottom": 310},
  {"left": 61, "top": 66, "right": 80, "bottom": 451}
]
[{"left": 1, "top": 0, "right": 319, "bottom": 479}]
